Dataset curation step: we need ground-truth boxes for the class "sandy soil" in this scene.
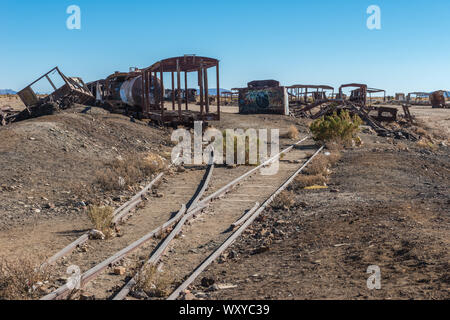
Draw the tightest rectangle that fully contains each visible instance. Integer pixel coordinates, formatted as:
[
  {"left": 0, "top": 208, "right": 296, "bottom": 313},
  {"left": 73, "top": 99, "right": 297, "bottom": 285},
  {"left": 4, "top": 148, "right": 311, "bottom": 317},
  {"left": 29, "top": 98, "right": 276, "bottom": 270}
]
[
  {"left": 0, "top": 95, "right": 25, "bottom": 111},
  {"left": 0, "top": 104, "right": 299, "bottom": 261},
  {"left": 188, "top": 134, "right": 449, "bottom": 300},
  {"left": 0, "top": 106, "right": 175, "bottom": 232},
  {"left": 0, "top": 97, "right": 448, "bottom": 300}
]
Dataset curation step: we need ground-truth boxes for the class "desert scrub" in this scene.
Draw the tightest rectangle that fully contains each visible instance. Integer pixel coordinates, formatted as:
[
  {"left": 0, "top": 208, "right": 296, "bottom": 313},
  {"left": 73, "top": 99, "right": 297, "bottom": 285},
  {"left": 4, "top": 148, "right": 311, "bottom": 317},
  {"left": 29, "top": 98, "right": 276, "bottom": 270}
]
[
  {"left": 291, "top": 174, "right": 328, "bottom": 189},
  {"left": 271, "top": 190, "right": 296, "bottom": 210},
  {"left": 96, "top": 152, "right": 166, "bottom": 191},
  {"left": 310, "top": 110, "right": 362, "bottom": 145},
  {"left": 291, "top": 151, "right": 341, "bottom": 190},
  {"left": 134, "top": 264, "right": 171, "bottom": 298},
  {"left": 0, "top": 257, "right": 53, "bottom": 300},
  {"left": 283, "top": 125, "right": 300, "bottom": 140},
  {"left": 87, "top": 205, "right": 114, "bottom": 237}
]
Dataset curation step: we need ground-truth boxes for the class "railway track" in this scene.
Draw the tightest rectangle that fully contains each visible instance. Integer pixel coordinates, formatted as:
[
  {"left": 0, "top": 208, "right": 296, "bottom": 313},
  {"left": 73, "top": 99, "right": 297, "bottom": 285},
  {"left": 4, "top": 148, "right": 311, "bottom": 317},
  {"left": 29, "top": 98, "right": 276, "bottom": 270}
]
[
  {"left": 41, "top": 136, "right": 322, "bottom": 300},
  {"left": 42, "top": 173, "right": 165, "bottom": 267}
]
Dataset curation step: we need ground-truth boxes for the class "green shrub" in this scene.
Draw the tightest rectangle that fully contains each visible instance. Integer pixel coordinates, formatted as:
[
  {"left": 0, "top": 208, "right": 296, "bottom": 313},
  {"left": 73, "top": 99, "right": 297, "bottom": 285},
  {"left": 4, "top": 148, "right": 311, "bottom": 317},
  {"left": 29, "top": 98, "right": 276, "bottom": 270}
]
[{"left": 310, "top": 110, "right": 362, "bottom": 145}]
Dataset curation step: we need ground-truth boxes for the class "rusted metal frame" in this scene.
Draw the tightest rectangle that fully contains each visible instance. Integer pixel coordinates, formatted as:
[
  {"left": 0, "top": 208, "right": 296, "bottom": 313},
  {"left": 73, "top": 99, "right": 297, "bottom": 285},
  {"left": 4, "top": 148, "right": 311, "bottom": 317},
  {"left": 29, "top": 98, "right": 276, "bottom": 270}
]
[
  {"left": 171, "top": 72, "right": 176, "bottom": 110},
  {"left": 146, "top": 71, "right": 151, "bottom": 114},
  {"left": 113, "top": 163, "right": 215, "bottom": 300},
  {"left": 185, "top": 72, "right": 188, "bottom": 110},
  {"left": 204, "top": 66, "right": 209, "bottom": 114},
  {"left": 177, "top": 59, "right": 182, "bottom": 120},
  {"left": 141, "top": 71, "right": 146, "bottom": 114},
  {"left": 216, "top": 62, "right": 220, "bottom": 120},
  {"left": 18, "top": 67, "right": 63, "bottom": 107},
  {"left": 146, "top": 71, "right": 151, "bottom": 113},
  {"left": 198, "top": 67, "right": 204, "bottom": 116},
  {"left": 54, "top": 67, "right": 71, "bottom": 87},
  {"left": 23, "top": 67, "right": 59, "bottom": 89},
  {"left": 167, "top": 146, "right": 325, "bottom": 300},
  {"left": 45, "top": 75, "right": 57, "bottom": 91},
  {"left": 160, "top": 64, "right": 165, "bottom": 120}
]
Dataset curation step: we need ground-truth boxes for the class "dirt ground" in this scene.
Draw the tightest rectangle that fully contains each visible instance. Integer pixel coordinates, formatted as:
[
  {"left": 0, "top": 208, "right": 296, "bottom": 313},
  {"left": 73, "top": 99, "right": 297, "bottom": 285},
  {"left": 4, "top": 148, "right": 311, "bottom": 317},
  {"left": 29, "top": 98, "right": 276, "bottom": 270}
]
[
  {"left": 0, "top": 94, "right": 25, "bottom": 111},
  {"left": 187, "top": 118, "right": 450, "bottom": 300},
  {"left": 0, "top": 105, "right": 174, "bottom": 231},
  {"left": 0, "top": 101, "right": 299, "bottom": 260},
  {"left": 0, "top": 96, "right": 448, "bottom": 300}
]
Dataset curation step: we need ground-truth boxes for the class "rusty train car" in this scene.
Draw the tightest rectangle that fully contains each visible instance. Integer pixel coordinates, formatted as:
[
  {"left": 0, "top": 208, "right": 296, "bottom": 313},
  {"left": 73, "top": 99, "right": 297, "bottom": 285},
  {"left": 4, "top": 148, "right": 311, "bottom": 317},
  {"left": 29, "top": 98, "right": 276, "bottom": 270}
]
[
  {"left": 87, "top": 68, "right": 163, "bottom": 117},
  {"left": 87, "top": 55, "right": 221, "bottom": 126}
]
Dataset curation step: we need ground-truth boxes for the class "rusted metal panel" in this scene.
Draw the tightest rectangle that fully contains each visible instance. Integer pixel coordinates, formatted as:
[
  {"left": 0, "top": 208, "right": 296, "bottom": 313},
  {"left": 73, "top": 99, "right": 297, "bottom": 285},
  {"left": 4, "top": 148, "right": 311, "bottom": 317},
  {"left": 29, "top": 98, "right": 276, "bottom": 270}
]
[
  {"left": 119, "top": 74, "right": 160, "bottom": 107},
  {"left": 248, "top": 80, "right": 280, "bottom": 89},
  {"left": 238, "top": 86, "right": 288, "bottom": 115},
  {"left": 142, "top": 55, "right": 220, "bottom": 126},
  {"left": 17, "top": 87, "right": 39, "bottom": 107},
  {"left": 12, "top": 67, "right": 94, "bottom": 124},
  {"left": 369, "top": 106, "right": 398, "bottom": 122},
  {"left": 430, "top": 90, "right": 446, "bottom": 108},
  {"left": 395, "top": 93, "right": 406, "bottom": 101},
  {"left": 17, "top": 67, "right": 94, "bottom": 109}
]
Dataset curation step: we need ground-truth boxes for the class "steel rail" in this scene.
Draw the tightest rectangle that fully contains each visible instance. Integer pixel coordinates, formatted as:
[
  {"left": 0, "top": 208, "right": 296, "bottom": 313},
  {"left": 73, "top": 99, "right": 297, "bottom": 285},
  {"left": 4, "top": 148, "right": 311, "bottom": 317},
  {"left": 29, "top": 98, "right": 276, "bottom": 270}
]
[
  {"left": 40, "top": 204, "right": 190, "bottom": 300},
  {"left": 167, "top": 146, "right": 324, "bottom": 300},
  {"left": 197, "top": 136, "right": 309, "bottom": 207},
  {"left": 41, "top": 138, "right": 309, "bottom": 300},
  {"left": 113, "top": 163, "right": 215, "bottom": 300},
  {"left": 42, "top": 172, "right": 165, "bottom": 267},
  {"left": 112, "top": 137, "right": 309, "bottom": 300},
  {"left": 41, "top": 159, "right": 207, "bottom": 300}
]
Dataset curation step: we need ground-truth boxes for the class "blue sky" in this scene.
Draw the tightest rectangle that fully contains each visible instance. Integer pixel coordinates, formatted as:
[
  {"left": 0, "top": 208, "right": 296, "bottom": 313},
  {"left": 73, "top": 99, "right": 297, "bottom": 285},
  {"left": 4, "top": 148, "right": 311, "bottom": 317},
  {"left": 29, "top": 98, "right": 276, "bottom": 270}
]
[{"left": 1, "top": 0, "right": 449, "bottom": 94}]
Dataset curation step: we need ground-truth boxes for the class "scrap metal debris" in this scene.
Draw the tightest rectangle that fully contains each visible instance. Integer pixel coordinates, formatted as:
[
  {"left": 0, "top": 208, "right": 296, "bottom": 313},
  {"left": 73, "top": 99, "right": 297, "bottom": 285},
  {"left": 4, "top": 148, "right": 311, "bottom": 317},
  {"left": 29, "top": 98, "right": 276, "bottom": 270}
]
[
  {"left": 237, "top": 80, "right": 289, "bottom": 115},
  {"left": 86, "top": 55, "right": 221, "bottom": 127},
  {"left": 429, "top": 90, "right": 448, "bottom": 109},
  {"left": 11, "top": 67, "right": 94, "bottom": 124},
  {"left": 289, "top": 83, "right": 418, "bottom": 141}
]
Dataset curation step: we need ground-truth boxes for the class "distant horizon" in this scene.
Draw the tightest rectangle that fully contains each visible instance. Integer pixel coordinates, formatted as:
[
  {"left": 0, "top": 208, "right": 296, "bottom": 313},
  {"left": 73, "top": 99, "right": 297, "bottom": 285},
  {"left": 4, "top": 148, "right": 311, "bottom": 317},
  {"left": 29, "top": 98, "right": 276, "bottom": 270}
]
[
  {"left": 1, "top": 0, "right": 449, "bottom": 95},
  {"left": 2, "top": 87, "right": 450, "bottom": 97}
]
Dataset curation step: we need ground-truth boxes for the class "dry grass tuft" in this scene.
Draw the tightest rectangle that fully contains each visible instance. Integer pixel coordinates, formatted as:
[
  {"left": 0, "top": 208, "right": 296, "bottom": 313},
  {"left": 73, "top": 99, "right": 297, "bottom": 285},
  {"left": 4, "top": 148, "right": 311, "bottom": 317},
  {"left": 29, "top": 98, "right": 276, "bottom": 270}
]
[
  {"left": 416, "top": 138, "right": 438, "bottom": 151},
  {"left": 292, "top": 174, "right": 328, "bottom": 189},
  {"left": 304, "top": 152, "right": 341, "bottom": 175},
  {"left": 325, "top": 151, "right": 342, "bottom": 167},
  {"left": 134, "top": 264, "right": 171, "bottom": 298},
  {"left": 304, "top": 154, "right": 329, "bottom": 175},
  {"left": 0, "top": 257, "right": 53, "bottom": 300},
  {"left": 87, "top": 205, "right": 114, "bottom": 237},
  {"left": 290, "top": 151, "right": 341, "bottom": 190},
  {"left": 271, "top": 190, "right": 296, "bottom": 210},
  {"left": 283, "top": 125, "right": 300, "bottom": 140},
  {"left": 96, "top": 153, "right": 166, "bottom": 191}
]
